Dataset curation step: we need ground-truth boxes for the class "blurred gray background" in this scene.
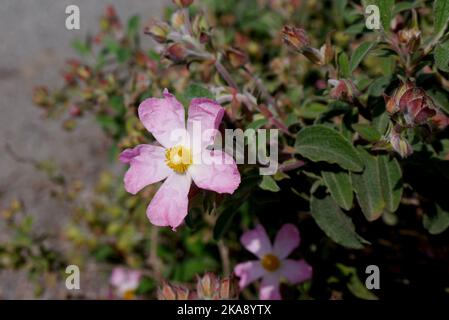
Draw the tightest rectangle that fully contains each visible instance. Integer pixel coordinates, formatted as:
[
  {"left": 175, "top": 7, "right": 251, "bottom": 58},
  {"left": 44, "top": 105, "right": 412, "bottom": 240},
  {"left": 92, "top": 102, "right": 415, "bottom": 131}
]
[{"left": 0, "top": 0, "right": 169, "bottom": 299}]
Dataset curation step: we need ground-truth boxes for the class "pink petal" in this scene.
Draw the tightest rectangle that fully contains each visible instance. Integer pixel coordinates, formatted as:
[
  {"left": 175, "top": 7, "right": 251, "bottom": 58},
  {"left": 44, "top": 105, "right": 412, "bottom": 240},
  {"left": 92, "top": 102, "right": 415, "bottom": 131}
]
[
  {"left": 240, "top": 225, "right": 272, "bottom": 258},
  {"left": 110, "top": 267, "right": 126, "bottom": 286},
  {"left": 138, "top": 89, "right": 186, "bottom": 148},
  {"left": 187, "top": 98, "right": 224, "bottom": 149},
  {"left": 259, "top": 273, "right": 281, "bottom": 300},
  {"left": 234, "top": 261, "right": 265, "bottom": 289},
  {"left": 120, "top": 145, "right": 171, "bottom": 195},
  {"left": 273, "top": 223, "right": 300, "bottom": 259},
  {"left": 146, "top": 173, "right": 192, "bottom": 230},
  {"left": 280, "top": 259, "right": 313, "bottom": 285},
  {"left": 188, "top": 150, "right": 240, "bottom": 194}
]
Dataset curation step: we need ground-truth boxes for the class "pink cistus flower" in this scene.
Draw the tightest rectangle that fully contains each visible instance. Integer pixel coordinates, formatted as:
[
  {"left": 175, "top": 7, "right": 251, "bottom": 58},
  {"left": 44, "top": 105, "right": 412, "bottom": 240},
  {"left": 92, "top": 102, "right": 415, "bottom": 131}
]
[
  {"left": 110, "top": 267, "right": 142, "bottom": 300},
  {"left": 234, "top": 224, "right": 312, "bottom": 300},
  {"left": 120, "top": 89, "right": 241, "bottom": 230}
]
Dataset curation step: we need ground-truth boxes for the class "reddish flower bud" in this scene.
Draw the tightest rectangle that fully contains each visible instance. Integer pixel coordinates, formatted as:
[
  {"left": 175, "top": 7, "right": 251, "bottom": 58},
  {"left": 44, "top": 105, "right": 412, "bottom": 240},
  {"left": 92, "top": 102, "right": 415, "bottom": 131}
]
[
  {"left": 164, "top": 43, "right": 188, "bottom": 63},
  {"left": 385, "top": 81, "right": 436, "bottom": 126},
  {"left": 432, "top": 111, "right": 449, "bottom": 130},
  {"left": 219, "top": 275, "right": 239, "bottom": 300},
  {"left": 172, "top": 0, "right": 194, "bottom": 8},
  {"left": 389, "top": 129, "right": 413, "bottom": 158},
  {"left": 329, "top": 79, "right": 360, "bottom": 103},
  {"left": 157, "top": 282, "right": 191, "bottom": 300}
]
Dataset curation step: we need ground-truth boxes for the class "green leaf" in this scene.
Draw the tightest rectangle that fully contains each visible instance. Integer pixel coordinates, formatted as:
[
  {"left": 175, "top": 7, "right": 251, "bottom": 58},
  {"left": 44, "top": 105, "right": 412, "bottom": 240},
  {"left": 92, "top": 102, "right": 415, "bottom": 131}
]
[
  {"left": 349, "top": 42, "right": 376, "bottom": 73},
  {"left": 299, "top": 102, "right": 328, "bottom": 119},
  {"left": 434, "top": 0, "right": 449, "bottom": 34},
  {"left": 310, "top": 195, "right": 368, "bottom": 249},
  {"left": 127, "top": 15, "right": 140, "bottom": 36},
  {"left": 427, "top": 88, "right": 449, "bottom": 114},
  {"left": 352, "top": 123, "right": 382, "bottom": 142},
  {"left": 337, "top": 264, "right": 379, "bottom": 300},
  {"left": 393, "top": 1, "right": 421, "bottom": 15},
  {"left": 295, "top": 125, "right": 364, "bottom": 172},
  {"left": 259, "top": 175, "right": 280, "bottom": 192},
  {"left": 338, "top": 51, "right": 351, "bottom": 78},
  {"left": 71, "top": 38, "right": 90, "bottom": 57},
  {"left": 375, "top": 0, "right": 395, "bottom": 30},
  {"left": 435, "top": 40, "right": 449, "bottom": 73},
  {"left": 378, "top": 155, "right": 403, "bottom": 212},
  {"left": 322, "top": 170, "right": 354, "bottom": 210},
  {"left": 184, "top": 83, "right": 215, "bottom": 101},
  {"left": 351, "top": 148, "right": 385, "bottom": 221},
  {"left": 423, "top": 204, "right": 449, "bottom": 235}
]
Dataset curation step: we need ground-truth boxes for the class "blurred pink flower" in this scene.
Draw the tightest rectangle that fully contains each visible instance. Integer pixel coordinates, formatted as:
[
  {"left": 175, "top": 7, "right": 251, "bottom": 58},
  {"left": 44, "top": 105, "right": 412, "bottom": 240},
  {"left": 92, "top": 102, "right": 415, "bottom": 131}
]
[
  {"left": 110, "top": 267, "right": 142, "bottom": 300},
  {"left": 120, "top": 89, "right": 241, "bottom": 230},
  {"left": 234, "top": 224, "right": 312, "bottom": 300}
]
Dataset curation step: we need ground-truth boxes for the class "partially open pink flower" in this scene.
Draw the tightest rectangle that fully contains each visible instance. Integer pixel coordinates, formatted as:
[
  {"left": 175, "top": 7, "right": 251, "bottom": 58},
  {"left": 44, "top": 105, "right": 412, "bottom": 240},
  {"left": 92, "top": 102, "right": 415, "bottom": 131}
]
[
  {"left": 120, "top": 89, "right": 241, "bottom": 230},
  {"left": 110, "top": 267, "right": 142, "bottom": 300},
  {"left": 234, "top": 224, "right": 312, "bottom": 300}
]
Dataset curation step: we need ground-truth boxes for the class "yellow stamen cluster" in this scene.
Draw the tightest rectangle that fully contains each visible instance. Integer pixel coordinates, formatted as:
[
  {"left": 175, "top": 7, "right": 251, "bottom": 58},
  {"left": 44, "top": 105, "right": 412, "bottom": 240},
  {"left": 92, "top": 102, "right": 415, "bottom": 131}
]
[
  {"left": 165, "top": 145, "right": 192, "bottom": 174},
  {"left": 261, "top": 254, "right": 280, "bottom": 272}
]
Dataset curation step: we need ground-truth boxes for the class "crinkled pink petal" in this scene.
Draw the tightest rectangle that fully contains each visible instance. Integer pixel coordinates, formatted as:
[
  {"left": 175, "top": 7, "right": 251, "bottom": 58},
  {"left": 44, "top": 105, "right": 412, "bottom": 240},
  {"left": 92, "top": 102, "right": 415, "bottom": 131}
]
[
  {"left": 240, "top": 224, "right": 272, "bottom": 258},
  {"left": 187, "top": 98, "right": 224, "bottom": 149},
  {"left": 273, "top": 223, "right": 300, "bottom": 259},
  {"left": 189, "top": 150, "right": 240, "bottom": 194},
  {"left": 234, "top": 261, "right": 265, "bottom": 289},
  {"left": 110, "top": 267, "right": 126, "bottom": 287},
  {"left": 138, "top": 89, "right": 186, "bottom": 148},
  {"left": 146, "top": 173, "right": 192, "bottom": 230},
  {"left": 259, "top": 273, "right": 281, "bottom": 300},
  {"left": 280, "top": 259, "right": 313, "bottom": 285},
  {"left": 120, "top": 145, "right": 171, "bottom": 195}
]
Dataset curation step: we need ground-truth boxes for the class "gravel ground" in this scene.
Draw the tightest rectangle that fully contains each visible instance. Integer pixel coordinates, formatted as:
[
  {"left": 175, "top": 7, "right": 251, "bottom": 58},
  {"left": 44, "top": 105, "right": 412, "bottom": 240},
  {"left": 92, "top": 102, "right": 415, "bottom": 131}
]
[{"left": 0, "top": 0, "right": 168, "bottom": 299}]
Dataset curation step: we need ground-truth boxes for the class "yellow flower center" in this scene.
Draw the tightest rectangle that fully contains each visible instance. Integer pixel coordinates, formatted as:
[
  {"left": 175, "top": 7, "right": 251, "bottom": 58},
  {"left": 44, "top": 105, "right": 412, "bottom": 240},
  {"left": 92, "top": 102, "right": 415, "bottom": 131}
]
[
  {"left": 165, "top": 145, "right": 192, "bottom": 174},
  {"left": 261, "top": 254, "right": 280, "bottom": 272}
]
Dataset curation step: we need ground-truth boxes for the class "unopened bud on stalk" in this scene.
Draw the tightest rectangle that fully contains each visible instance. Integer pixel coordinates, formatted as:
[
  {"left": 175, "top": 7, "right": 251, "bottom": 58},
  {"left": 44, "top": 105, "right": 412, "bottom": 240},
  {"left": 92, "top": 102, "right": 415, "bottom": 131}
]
[
  {"left": 157, "top": 282, "right": 191, "bottom": 300},
  {"left": 196, "top": 272, "right": 220, "bottom": 300},
  {"left": 171, "top": 10, "right": 186, "bottom": 30},
  {"left": 398, "top": 28, "right": 421, "bottom": 53},
  {"left": 282, "top": 25, "right": 310, "bottom": 51},
  {"left": 164, "top": 43, "right": 188, "bottom": 63},
  {"left": 172, "top": 0, "right": 194, "bottom": 8},
  {"left": 389, "top": 128, "right": 413, "bottom": 158},
  {"left": 192, "top": 14, "right": 210, "bottom": 43},
  {"left": 328, "top": 79, "right": 360, "bottom": 103},
  {"left": 225, "top": 47, "right": 248, "bottom": 68},
  {"left": 144, "top": 20, "right": 170, "bottom": 43}
]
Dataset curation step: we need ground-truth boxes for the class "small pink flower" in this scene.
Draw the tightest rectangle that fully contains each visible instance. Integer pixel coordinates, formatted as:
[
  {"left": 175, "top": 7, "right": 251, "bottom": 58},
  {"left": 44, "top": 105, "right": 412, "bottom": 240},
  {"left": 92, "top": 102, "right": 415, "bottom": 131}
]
[
  {"left": 234, "top": 224, "right": 312, "bottom": 300},
  {"left": 110, "top": 267, "right": 142, "bottom": 300},
  {"left": 120, "top": 89, "right": 241, "bottom": 230}
]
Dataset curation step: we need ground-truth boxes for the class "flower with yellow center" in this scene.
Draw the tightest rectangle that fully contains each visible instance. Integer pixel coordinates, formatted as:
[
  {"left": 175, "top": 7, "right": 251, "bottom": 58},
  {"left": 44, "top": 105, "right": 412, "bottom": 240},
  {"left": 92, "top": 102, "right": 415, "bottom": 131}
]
[
  {"left": 165, "top": 145, "right": 193, "bottom": 174},
  {"left": 261, "top": 254, "right": 280, "bottom": 272}
]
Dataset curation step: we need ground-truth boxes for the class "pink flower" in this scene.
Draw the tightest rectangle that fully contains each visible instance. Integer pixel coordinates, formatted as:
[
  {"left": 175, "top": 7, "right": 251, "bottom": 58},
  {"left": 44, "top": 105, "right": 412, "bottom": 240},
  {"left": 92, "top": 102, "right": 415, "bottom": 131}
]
[
  {"left": 234, "top": 224, "right": 312, "bottom": 300},
  {"left": 120, "top": 89, "right": 241, "bottom": 230},
  {"left": 110, "top": 267, "right": 142, "bottom": 300}
]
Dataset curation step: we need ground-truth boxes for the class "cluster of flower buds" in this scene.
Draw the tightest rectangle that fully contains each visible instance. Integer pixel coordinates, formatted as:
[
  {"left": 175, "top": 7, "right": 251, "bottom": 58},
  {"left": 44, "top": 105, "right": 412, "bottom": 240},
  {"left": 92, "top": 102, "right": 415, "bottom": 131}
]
[
  {"left": 157, "top": 273, "right": 239, "bottom": 300},
  {"left": 144, "top": 1, "right": 213, "bottom": 65},
  {"left": 328, "top": 79, "right": 360, "bottom": 103},
  {"left": 282, "top": 25, "right": 333, "bottom": 65},
  {"left": 384, "top": 81, "right": 437, "bottom": 126}
]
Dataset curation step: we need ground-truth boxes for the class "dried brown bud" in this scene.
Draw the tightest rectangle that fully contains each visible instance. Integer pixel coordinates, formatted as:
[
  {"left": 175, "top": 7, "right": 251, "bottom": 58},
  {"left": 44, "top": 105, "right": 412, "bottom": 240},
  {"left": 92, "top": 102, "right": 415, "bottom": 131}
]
[
  {"left": 144, "top": 20, "right": 170, "bottom": 44},
  {"left": 282, "top": 25, "right": 310, "bottom": 51},
  {"left": 225, "top": 47, "right": 249, "bottom": 68},
  {"left": 398, "top": 28, "right": 421, "bottom": 53}
]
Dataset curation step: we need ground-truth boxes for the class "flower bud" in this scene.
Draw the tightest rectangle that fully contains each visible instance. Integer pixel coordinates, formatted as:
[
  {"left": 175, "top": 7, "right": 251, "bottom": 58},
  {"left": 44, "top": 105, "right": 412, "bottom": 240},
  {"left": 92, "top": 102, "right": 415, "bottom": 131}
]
[
  {"left": 329, "top": 79, "right": 360, "bottom": 103},
  {"left": 282, "top": 25, "right": 310, "bottom": 51},
  {"left": 398, "top": 28, "right": 421, "bottom": 53},
  {"left": 225, "top": 47, "right": 248, "bottom": 68},
  {"left": 389, "top": 129, "right": 413, "bottom": 158},
  {"left": 144, "top": 20, "right": 170, "bottom": 44},
  {"left": 164, "top": 43, "right": 188, "bottom": 63},
  {"left": 171, "top": 10, "right": 185, "bottom": 30},
  {"left": 172, "top": 0, "right": 194, "bottom": 8},
  {"left": 219, "top": 275, "right": 239, "bottom": 300},
  {"left": 157, "top": 283, "right": 191, "bottom": 300},
  {"left": 196, "top": 272, "right": 220, "bottom": 300}
]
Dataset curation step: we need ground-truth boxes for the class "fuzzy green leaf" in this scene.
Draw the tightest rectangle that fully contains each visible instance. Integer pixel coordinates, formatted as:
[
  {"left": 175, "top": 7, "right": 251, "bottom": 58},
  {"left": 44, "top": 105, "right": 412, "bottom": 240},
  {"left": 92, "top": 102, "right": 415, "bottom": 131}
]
[
  {"left": 295, "top": 125, "right": 364, "bottom": 172},
  {"left": 434, "top": 0, "right": 449, "bottom": 34},
  {"left": 350, "top": 42, "right": 376, "bottom": 73},
  {"left": 322, "top": 170, "right": 354, "bottom": 210}
]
